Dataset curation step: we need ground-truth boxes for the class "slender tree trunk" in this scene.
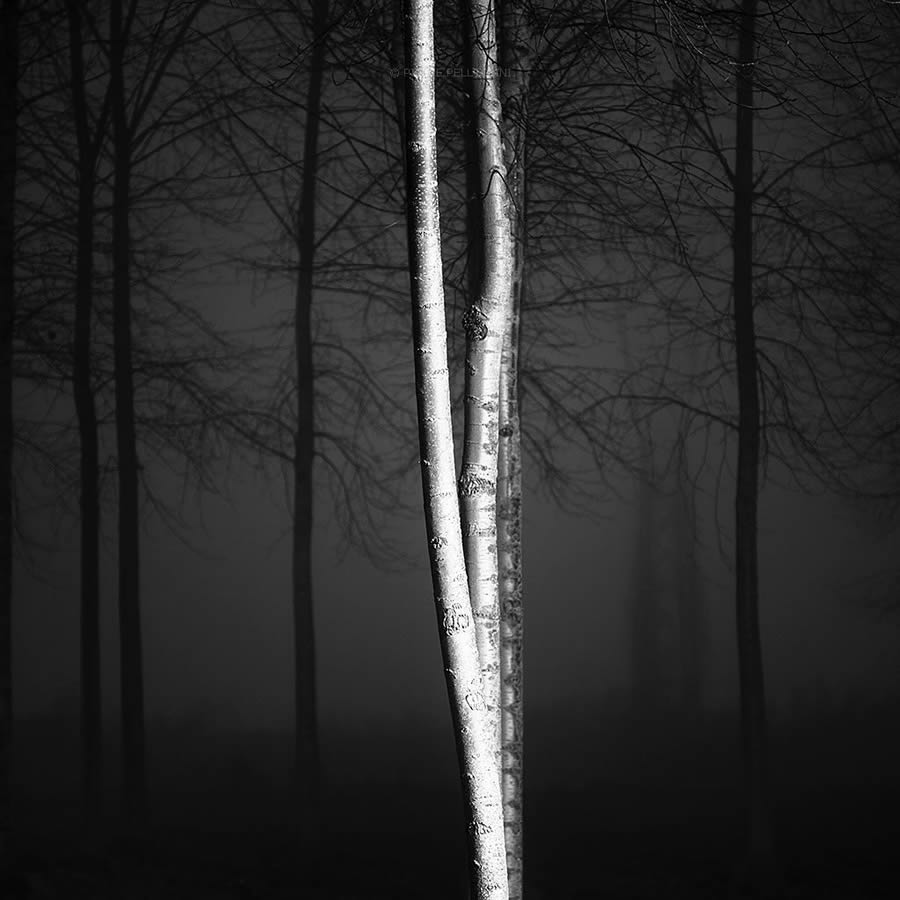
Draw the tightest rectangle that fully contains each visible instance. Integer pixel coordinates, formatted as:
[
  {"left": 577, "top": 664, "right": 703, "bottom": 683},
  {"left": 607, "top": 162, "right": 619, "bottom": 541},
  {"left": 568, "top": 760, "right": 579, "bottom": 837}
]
[
  {"left": 459, "top": 0, "right": 514, "bottom": 785},
  {"left": 0, "top": 0, "right": 17, "bottom": 873},
  {"left": 293, "top": 0, "right": 326, "bottom": 864},
  {"left": 496, "top": 300, "right": 523, "bottom": 898},
  {"left": 404, "top": 2, "right": 508, "bottom": 896},
  {"left": 732, "top": 0, "right": 776, "bottom": 891},
  {"left": 498, "top": 4, "right": 529, "bottom": 895},
  {"left": 110, "top": 0, "right": 146, "bottom": 825},
  {"left": 68, "top": 0, "right": 103, "bottom": 821}
]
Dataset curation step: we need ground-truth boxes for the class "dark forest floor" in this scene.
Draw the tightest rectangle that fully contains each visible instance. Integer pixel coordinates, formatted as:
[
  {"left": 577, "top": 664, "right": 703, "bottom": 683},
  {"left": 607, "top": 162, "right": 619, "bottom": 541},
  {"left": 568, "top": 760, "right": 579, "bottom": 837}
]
[
  {"left": 5, "top": 782, "right": 898, "bottom": 899},
  {"left": 6, "top": 704, "right": 899, "bottom": 898}
]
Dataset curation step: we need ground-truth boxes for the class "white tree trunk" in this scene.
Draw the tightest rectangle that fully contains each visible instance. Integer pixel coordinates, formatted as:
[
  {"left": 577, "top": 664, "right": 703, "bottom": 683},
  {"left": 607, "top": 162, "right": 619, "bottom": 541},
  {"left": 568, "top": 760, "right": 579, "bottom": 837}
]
[
  {"left": 498, "top": 5, "right": 530, "bottom": 895},
  {"left": 459, "top": 0, "right": 515, "bottom": 788},
  {"left": 404, "top": 2, "right": 508, "bottom": 897}
]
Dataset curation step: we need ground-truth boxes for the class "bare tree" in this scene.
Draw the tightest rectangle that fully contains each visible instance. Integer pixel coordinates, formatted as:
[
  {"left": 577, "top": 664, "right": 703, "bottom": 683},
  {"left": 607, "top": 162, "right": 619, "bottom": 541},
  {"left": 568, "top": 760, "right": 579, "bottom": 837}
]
[
  {"left": 109, "top": 0, "right": 147, "bottom": 825},
  {"left": 66, "top": 0, "right": 107, "bottom": 819},
  {"left": 728, "top": 6, "right": 777, "bottom": 889},
  {"left": 209, "top": 3, "right": 420, "bottom": 863},
  {"left": 290, "top": 0, "right": 327, "bottom": 863},
  {"left": 613, "top": 2, "right": 900, "bottom": 891},
  {"left": 107, "top": 0, "right": 210, "bottom": 824}
]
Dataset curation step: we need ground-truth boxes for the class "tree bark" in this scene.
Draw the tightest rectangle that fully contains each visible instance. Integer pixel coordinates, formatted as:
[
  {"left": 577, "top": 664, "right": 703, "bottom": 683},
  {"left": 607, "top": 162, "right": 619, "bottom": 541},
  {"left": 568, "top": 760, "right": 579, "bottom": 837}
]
[
  {"left": 404, "top": 1, "right": 508, "bottom": 896},
  {"left": 496, "top": 293, "right": 523, "bottom": 898},
  {"left": 67, "top": 0, "right": 103, "bottom": 821},
  {"left": 0, "top": 0, "right": 17, "bottom": 873},
  {"left": 732, "top": 0, "right": 776, "bottom": 890},
  {"left": 110, "top": 0, "right": 146, "bottom": 825},
  {"left": 293, "top": 0, "right": 326, "bottom": 865},
  {"left": 459, "top": 0, "right": 514, "bottom": 785},
  {"left": 498, "top": 3, "right": 530, "bottom": 895}
]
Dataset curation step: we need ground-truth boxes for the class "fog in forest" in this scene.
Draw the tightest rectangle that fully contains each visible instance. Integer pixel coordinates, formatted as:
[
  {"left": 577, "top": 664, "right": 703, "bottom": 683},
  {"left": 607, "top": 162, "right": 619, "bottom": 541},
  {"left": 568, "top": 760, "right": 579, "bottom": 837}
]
[
  {"left": 6, "top": 1, "right": 900, "bottom": 898},
  {"left": 11, "top": 444, "right": 900, "bottom": 898},
  {"left": 16, "top": 461, "right": 900, "bottom": 732},
  {"left": 14, "top": 427, "right": 900, "bottom": 835}
]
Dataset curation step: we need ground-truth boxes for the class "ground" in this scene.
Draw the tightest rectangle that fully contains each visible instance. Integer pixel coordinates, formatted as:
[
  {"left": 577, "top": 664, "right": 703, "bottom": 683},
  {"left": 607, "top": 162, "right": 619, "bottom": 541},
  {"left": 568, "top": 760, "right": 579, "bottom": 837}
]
[
  {"left": 5, "top": 780, "right": 898, "bottom": 899},
  {"left": 6, "top": 702, "right": 898, "bottom": 898}
]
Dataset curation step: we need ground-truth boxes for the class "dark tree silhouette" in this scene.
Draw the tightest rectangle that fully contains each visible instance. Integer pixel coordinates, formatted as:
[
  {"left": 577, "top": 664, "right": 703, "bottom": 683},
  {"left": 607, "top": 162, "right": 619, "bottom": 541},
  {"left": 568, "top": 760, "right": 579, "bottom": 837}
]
[
  {"left": 613, "top": 2, "right": 900, "bottom": 891},
  {"left": 109, "top": 0, "right": 147, "bottom": 826},
  {"left": 207, "top": 4, "right": 425, "bottom": 865},
  {"left": 66, "top": 0, "right": 107, "bottom": 820},
  {"left": 107, "top": 0, "right": 210, "bottom": 824},
  {"left": 291, "top": 0, "right": 327, "bottom": 865},
  {"left": 729, "top": 5, "right": 777, "bottom": 890}
]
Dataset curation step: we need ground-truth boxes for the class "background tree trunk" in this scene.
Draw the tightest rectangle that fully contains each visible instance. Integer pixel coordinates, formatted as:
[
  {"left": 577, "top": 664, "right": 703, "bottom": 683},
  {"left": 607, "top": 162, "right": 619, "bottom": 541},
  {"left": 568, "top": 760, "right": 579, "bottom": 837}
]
[
  {"left": 0, "top": 0, "right": 17, "bottom": 873},
  {"left": 67, "top": 0, "right": 103, "bottom": 821},
  {"left": 110, "top": 0, "right": 146, "bottom": 826},
  {"left": 732, "top": 0, "right": 776, "bottom": 890},
  {"left": 293, "top": 0, "right": 327, "bottom": 867}
]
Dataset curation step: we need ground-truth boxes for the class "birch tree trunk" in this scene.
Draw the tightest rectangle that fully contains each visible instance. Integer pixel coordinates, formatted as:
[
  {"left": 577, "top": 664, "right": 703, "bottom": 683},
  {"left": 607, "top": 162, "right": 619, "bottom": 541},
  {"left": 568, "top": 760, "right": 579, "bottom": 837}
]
[
  {"left": 459, "top": 0, "right": 514, "bottom": 787},
  {"left": 732, "top": 0, "right": 777, "bottom": 891},
  {"left": 106, "top": 0, "right": 206, "bottom": 826},
  {"left": 0, "top": 0, "right": 17, "bottom": 872},
  {"left": 404, "top": 1, "right": 508, "bottom": 896},
  {"left": 110, "top": 0, "right": 147, "bottom": 825},
  {"left": 67, "top": 0, "right": 104, "bottom": 820},
  {"left": 498, "top": 3, "right": 530, "bottom": 895},
  {"left": 496, "top": 294, "right": 523, "bottom": 898},
  {"left": 292, "top": 0, "right": 327, "bottom": 864}
]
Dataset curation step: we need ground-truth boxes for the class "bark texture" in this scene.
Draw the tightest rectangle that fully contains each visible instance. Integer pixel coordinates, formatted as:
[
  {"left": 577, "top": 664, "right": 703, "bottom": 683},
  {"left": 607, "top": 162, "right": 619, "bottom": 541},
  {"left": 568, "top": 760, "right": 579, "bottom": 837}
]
[
  {"left": 732, "top": 0, "right": 777, "bottom": 891},
  {"left": 498, "top": 3, "right": 530, "bottom": 895},
  {"left": 404, "top": 2, "right": 508, "bottom": 896},
  {"left": 0, "top": 0, "right": 17, "bottom": 871},
  {"left": 110, "top": 0, "right": 146, "bottom": 824},
  {"left": 293, "top": 0, "right": 326, "bottom": 862},
  {"left": 459, "top": 0, "right": 514, "bottom": 781}
]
